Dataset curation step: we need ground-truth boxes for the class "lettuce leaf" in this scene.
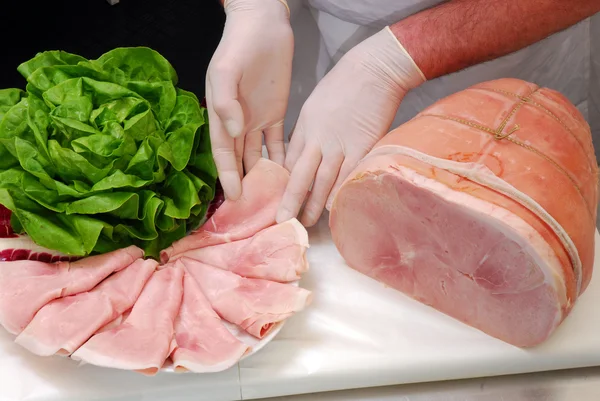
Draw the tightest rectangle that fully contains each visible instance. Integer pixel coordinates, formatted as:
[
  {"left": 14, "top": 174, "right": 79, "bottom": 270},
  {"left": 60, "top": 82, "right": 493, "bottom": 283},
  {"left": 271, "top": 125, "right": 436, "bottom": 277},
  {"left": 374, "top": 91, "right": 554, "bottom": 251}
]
[{"left": 0, "top": 48, "right": 217, "bottom": 259}]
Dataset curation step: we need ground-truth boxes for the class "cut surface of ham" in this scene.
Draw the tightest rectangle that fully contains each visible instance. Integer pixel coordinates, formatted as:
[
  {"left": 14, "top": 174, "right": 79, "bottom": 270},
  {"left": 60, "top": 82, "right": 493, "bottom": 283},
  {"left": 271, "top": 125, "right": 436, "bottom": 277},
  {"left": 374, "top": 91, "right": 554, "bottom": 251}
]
[
  {"left": 15, "top": 258, "right": 157, "bottom": 356},
  {"left": 161, "top": 158, "right": 290, "bottom": 263},
  {"left": 171, "top": 270, "right": 250, "bottom": 373},
  {"left": 329, "top": 78, "right": 598, "bottom": 347},
  {"left": 0, "top": 246, "right": 143, "bottom": 335},
  {"left": 71, "top": 267, "right": 183, "bottom": 375},
  {"left": 71, "top": 265, "right": 184, "bottom": 375},
  {"left": 179, "top": 258, "right": 312, "bottom": 339},
  {"left": 171, "top": 218, "right": 309, "bottom": 282}
]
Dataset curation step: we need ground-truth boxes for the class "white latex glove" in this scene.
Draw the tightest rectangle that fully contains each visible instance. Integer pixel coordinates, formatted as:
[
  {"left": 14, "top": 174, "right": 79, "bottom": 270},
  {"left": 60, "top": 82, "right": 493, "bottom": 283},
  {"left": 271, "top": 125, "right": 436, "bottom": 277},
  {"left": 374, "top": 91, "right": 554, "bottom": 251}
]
[
  {"left": 206, "top": 0, "right": 293, "bottom": 200},
  {"left": 276, "top": 27, "right": 426, "bottom": 227}
]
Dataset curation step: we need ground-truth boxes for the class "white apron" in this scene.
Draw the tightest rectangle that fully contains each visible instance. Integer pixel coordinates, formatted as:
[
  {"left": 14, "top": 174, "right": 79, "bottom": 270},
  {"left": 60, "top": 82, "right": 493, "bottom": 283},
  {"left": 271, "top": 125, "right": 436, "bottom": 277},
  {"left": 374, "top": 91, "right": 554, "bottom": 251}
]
[{"left": 285, "top": 1, "right": 600, "bottom": 161}]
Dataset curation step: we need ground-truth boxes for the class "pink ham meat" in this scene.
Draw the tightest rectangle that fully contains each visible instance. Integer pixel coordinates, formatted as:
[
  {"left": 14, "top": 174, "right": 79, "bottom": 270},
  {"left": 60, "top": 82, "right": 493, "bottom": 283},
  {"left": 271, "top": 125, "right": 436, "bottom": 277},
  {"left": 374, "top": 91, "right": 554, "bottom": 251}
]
[
  {"left": 0, "top": 245, "right": 143, "bottom": 335},
  {"left": 71, "top": 265, "right": 184, "bottom": 375},
  {"left": 161, "top": 158, "right": 290, "bottom": 263},
  {"left": 96, "top": 309, "right": 131, "bottom": 334},
  {"left": 171, "top": 270, "right": 250, "bottom": 373},
  {"left": 171, "top": 218, "right": 309, "bottom": 282},
  {"left": 15, "top": 258, "right": 157, "bottom": 356},
  {"left": 179, "top": 258, "right": 312, "bottom": 338},
  {"left": 329, "top": 78, "right": 599, "bottom": 347}
]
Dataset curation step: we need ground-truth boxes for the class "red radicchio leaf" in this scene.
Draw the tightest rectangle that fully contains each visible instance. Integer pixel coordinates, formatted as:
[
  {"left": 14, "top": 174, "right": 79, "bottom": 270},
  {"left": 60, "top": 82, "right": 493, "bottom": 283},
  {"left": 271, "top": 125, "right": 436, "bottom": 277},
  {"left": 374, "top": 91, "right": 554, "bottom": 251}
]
[
  {"left": 0, "top": 204, "right": 16, "bottom": 238},
  {"left": 205, "top": 180, "right": 224, "bottom": 221}
]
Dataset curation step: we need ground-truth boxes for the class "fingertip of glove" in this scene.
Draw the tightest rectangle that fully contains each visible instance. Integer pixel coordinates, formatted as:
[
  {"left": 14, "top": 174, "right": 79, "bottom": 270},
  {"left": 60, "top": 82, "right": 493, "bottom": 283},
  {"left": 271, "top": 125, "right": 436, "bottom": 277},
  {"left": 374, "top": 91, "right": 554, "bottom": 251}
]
[
  {"left": 276, "top": 206, "right": 292, "bottom": 225},
  {"left": 221, "top": 173, "right": 242, "bottom": 201},
  {"left": 224, "top": 119, "right": 242, "bottom": 138}
]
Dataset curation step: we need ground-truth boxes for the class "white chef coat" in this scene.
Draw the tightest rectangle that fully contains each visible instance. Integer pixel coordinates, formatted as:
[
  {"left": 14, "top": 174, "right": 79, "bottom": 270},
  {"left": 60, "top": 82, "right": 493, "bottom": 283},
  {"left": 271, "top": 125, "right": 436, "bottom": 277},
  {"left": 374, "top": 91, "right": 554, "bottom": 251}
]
[{"left": 284, "top": 1, "right": 600, "bottom": 161}]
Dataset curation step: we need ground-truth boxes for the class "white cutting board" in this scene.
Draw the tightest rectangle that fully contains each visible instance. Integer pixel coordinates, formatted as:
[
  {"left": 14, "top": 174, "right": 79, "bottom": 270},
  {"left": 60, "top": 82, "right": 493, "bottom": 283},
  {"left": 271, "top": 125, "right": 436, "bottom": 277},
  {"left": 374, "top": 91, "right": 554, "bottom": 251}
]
[
  {"left": 238, "top": 216, "right": 600, "bottom": 400},
  {"left": 1, "top": 214, "right": 599, "bottom": 401}
]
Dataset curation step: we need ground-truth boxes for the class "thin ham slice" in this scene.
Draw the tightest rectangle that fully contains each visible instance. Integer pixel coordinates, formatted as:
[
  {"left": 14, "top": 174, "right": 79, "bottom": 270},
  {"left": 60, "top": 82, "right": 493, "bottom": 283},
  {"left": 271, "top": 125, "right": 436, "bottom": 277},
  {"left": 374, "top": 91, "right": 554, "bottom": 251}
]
[
  {"left": 15, "top": 258, "right": 157, "bottom": 356},
  {"left": 170, "top": 270, "right": 250, "bottom": 373},
  {"left": 329, "top": 78, "right": 599, "bottom": 347},
  {"left": 0, "top": 245, "right": 143, "bottom": 335},
  {"left": 71, "top": 266, "right": 184, "bottom": 375},
  {"left": 161, "top": 158, "right": 290, "bottom": 263},
  {"left": 97, "top": 308, "right": 131, "bottom": 334},
  {"left": 178, "top": 258, "right": 312, "bottom": 339},
  {"left": 171, "top": 218, "right": 309, "bottom": 282}
]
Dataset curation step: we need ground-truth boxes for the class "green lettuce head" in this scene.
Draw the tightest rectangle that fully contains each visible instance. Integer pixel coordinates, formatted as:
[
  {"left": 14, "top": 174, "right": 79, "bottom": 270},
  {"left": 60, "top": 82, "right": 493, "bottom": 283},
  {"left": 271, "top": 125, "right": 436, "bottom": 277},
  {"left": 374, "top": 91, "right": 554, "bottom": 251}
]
[{"left": 0, "top": 48, "right": 217, "bottom": 259}]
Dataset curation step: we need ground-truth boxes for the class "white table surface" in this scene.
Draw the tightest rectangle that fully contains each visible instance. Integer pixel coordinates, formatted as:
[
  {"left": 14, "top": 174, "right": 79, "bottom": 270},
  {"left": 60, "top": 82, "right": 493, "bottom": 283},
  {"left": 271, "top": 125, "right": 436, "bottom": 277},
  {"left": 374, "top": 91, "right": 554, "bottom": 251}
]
[{"left": 1, "top": 215, "right": 600, "bottom": 401}]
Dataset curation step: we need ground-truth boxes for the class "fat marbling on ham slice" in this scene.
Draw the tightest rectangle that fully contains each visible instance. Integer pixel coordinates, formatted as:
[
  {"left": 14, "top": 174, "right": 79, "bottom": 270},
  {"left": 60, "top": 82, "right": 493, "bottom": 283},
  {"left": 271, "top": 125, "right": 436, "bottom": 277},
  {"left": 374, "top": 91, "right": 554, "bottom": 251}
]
[
  {"left": 329, "top": 78, "right": 599, "bottom": 347},
  {"left": 15, "top": 258, "right": 157, "bottom": 356},
  {"left": 179, "top": 258, "right": 312, "bottom": 339},
  {"left": 171, "top": 218, "right": 309, "bottom": 282},
  {"left": 71, "top": 265, "right": 184, "bottom": 375},
  {"left": 161, "top": 158, "right": 290, "bottom": 263},
  {"left": 171, "top": 270, "right": 250, "bottom": 373},
  {"left": 0, "top": 245, "right": 143, "bottom": 335}
]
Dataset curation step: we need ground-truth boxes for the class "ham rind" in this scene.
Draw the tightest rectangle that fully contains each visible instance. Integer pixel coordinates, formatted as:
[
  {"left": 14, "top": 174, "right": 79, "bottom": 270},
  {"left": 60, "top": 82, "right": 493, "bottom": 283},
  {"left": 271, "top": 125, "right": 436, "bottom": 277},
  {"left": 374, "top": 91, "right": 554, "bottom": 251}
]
[
  {"left": 15, "top": 259, "right": 157, "bottom": 357},
  {"left": 0, "top": 245, "right": 143, "bottom": 335},
  {"left": 179, "top": 258, "right": 312, "bottom": 339},
  {"left": 329, "top": 78, "right": 599, "bottom": 348},
  {"left": 171, "top": 218, "right": 309, "bottom": 282},
  {"left": 161, "top": 158, "right": 290, "bottom": 263},
  {"left": 71, "top": 266, "right": 184, "bottom": 375},
  {"left": 171, "top": 270, "right": 250, "bottom": 373}
]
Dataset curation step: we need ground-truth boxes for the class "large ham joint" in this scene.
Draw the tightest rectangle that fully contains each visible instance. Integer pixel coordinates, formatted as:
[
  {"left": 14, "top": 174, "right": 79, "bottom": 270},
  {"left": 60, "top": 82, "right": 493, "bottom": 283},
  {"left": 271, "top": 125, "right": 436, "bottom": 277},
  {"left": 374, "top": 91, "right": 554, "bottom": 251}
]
[{"left": 329, "top": 78, "right": 599, "bottom": 347}]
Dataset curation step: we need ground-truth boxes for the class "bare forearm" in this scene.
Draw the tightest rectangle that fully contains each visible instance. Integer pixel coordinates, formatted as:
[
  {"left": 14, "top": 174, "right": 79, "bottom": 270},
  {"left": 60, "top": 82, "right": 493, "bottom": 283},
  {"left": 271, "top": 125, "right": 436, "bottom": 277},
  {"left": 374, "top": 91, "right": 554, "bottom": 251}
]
[{"left": 391, "top": 0, "right": 600, "bottom": 80}]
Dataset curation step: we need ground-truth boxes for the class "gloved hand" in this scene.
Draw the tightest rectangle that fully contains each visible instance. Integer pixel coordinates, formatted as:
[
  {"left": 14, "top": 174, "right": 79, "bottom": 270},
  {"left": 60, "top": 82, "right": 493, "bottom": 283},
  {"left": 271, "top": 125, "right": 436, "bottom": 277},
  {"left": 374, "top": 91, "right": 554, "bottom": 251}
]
[
  {"left": 276, "top": 27, "right": 426, "bottom": 226},
  {"left": 206, "top": 0, "right": 293, "bottom": 200}
]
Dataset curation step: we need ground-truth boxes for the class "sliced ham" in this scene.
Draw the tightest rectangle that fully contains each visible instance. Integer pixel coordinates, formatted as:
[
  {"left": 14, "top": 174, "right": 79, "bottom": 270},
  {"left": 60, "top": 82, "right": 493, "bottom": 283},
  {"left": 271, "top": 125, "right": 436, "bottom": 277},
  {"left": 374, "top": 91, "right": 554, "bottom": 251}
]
[
  {"left": 171, "top": 270, "right": 250, "bottom": 373},
  {"left": 171, "top": 218, "right": 309, "bottom": 282},
  {"left": 15, "top": 258, "right": 156, "bottom": 356},
  {"left": 178, "top": 258, "right": 312, "bottom": 339},
  {"left": 329, "top": 78, "right": 599, "bottom": 347},
  {"left": 0, "top": 245, "right": 143, "bottom": 335},
  {"left": 97, "top": 308, "right": 131, "bottom": 334},
  {"left": 71, "top": 265, "right": 184, "bottom": 375},
  {"left": 161, "top": 158, "right": 290, "bottom": 263},
  {"left": 71, "top": 267, "right": 183, "bottom": 375}
]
